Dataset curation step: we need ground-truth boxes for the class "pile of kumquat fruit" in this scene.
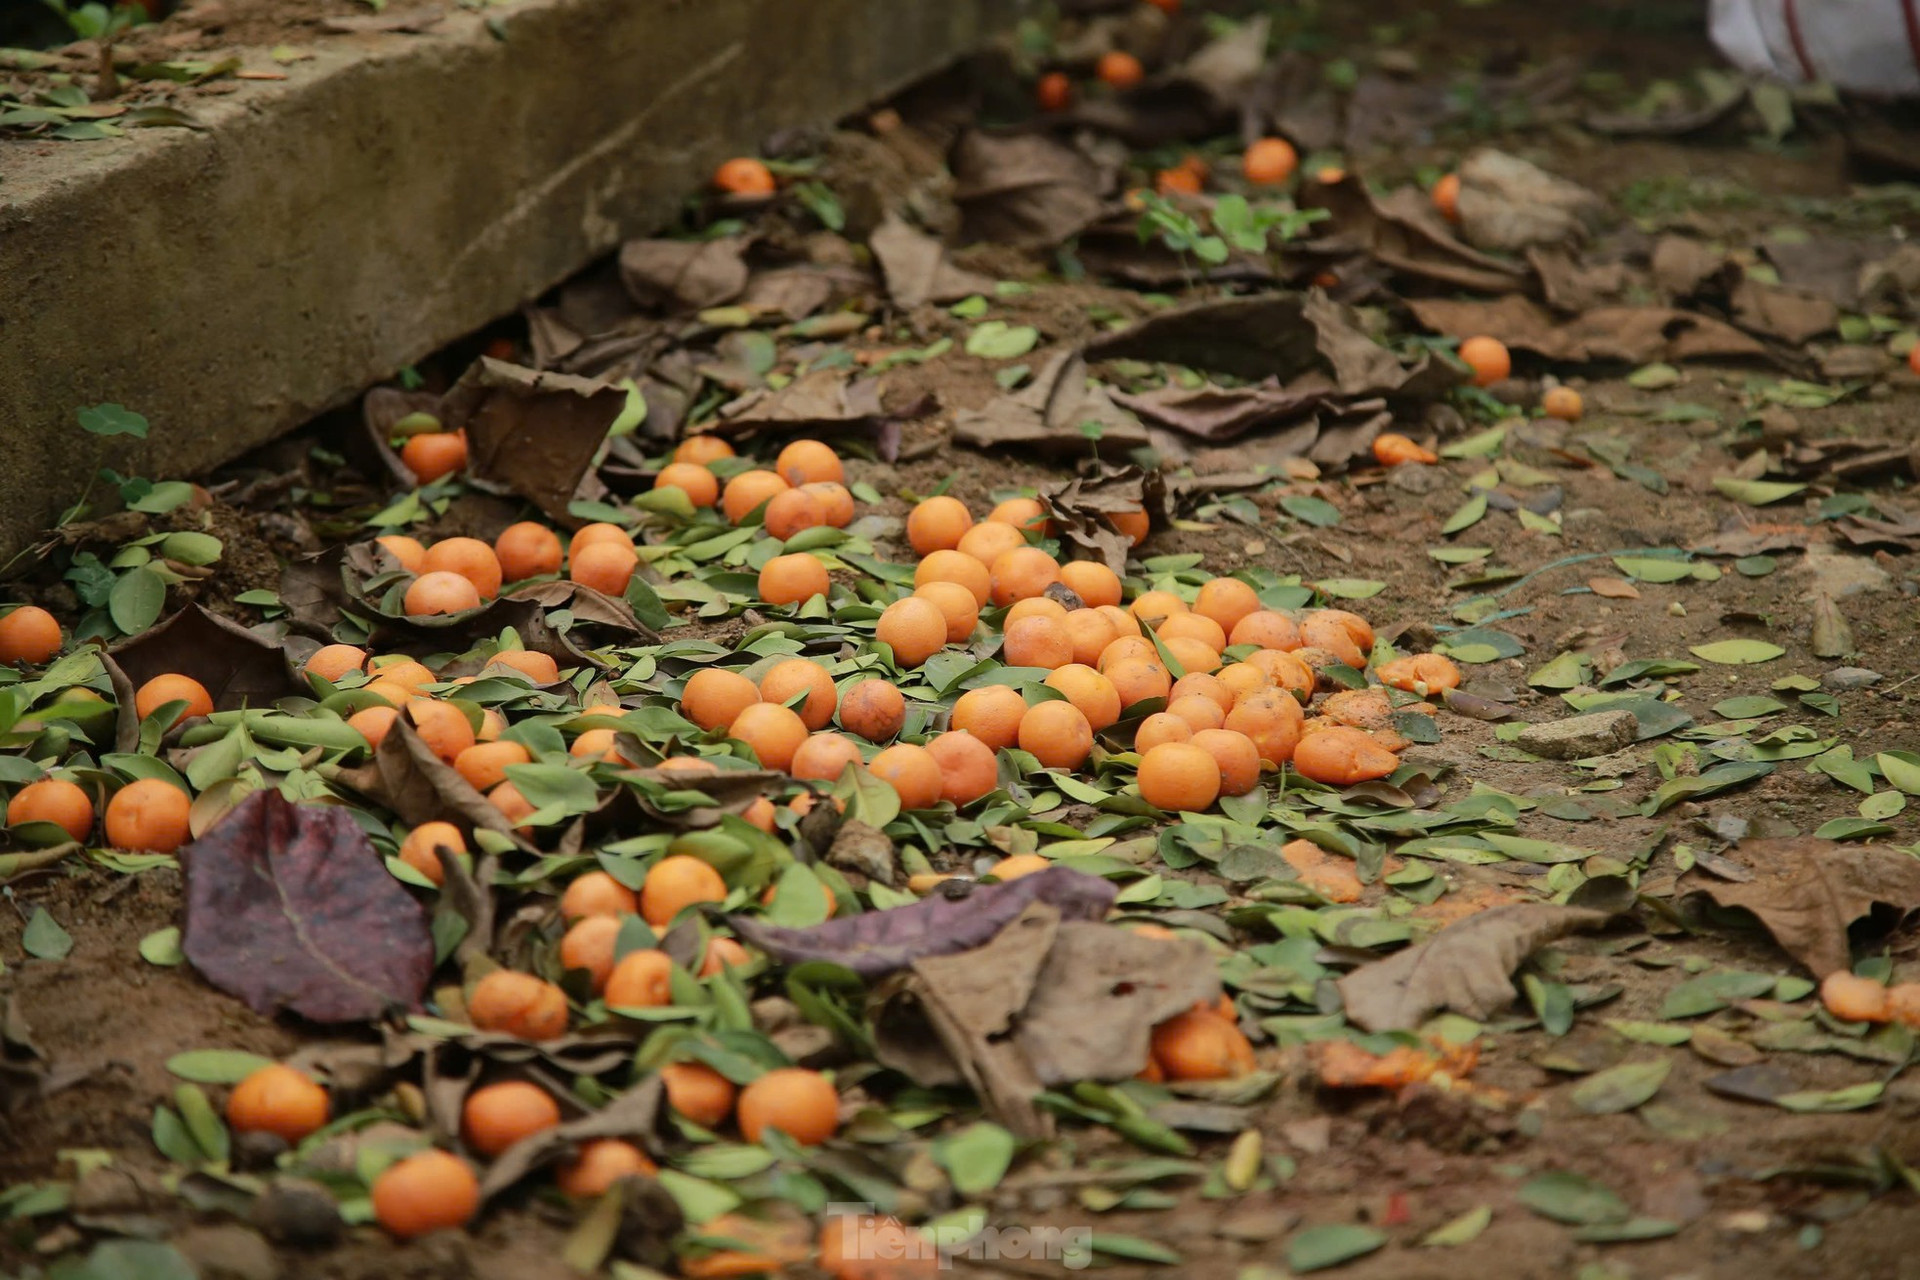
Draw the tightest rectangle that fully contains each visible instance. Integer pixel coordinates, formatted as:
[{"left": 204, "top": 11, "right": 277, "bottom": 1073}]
[{"left": 1, "top": 418, "right": 1481, "bottom": 1268}]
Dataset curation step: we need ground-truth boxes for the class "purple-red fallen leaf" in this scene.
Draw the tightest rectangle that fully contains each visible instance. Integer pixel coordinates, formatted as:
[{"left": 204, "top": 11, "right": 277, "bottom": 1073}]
[
  {"left": 729, "top": 866, "right": 1117, "bottom": 977},
  {"left": 181, "top": 789, "right": 434, "bottom": 1023}
]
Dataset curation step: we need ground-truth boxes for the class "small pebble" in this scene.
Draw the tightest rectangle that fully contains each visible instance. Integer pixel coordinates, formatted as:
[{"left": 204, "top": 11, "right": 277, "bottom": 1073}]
[{"left": 1823, "top": 667, "right": 1882, "bottom": 691}]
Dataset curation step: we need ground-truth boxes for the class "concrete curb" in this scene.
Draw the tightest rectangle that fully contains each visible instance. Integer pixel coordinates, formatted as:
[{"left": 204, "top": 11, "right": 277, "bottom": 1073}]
[{"left": 0, "top": 0, "right": 1020, "bottom": 555}]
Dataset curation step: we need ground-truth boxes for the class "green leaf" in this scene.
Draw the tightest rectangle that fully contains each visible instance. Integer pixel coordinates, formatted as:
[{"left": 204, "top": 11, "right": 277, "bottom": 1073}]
[
  {"left": 934, "top": 1122, "right": 1017, "bottom": 1196},
  {"left": 1528, "top": 651, "right": 1591, "bottom": 690},
  {"left": 1689, "top": 639, "right": 1784, "bottom": 665},
  {"left": 1518, "top": 1170, "right": 1630, "bottom": 1225},
  {"left": 674, "top": 1144, "right": 777, "bottom": 1179},
  {"left": 653, "top": 1170, "right": 742, "bottom": 1225},
  {"left": 1813, "top": 817, "right": 1894, "bottom": 842},
  {"left": 837, "top": 765, "right": 900, "bottom": 828},
  {"left": 501, "top": 763, "right": 600, "bottom": 817},
  {"left": 1713, "top": 477, "right": 1806, "bottom": 506},
  {"left": 108, "top": 566, "right": 167, "bottom": 635},
  {"left": 1286, "top": 1224, "right": 1387, "bottom": 1272},
  {"left": 1280, "top": 495, "right": 1341, "bottom": 528},
  {"left": 1442, "top": 493, "right": 1487, "bottom": 535},
  {"left": 164, "top": 1049, "right": 275, "bottom": 1084},
  {"left": 763, "top": 862, "right": 832, "bottom": 928},
  {"left": 1313, "top": 579, "right": 1385, "bottom": 600},
  {"left": 150, "top": 1105, "right": 201, "bottom": 1165},
  {"left": 1605, "top": 1019, "right": 1691, "bottom": 1046},
  {"left": 1660, "top": 969, "right": 1776, "bottom": 1019},
  {"left": 1570, "top": 1059, "right": 1671, "bottom": 1114},
  {"left": 1524, "top": 974, "right": 1575, "bottom": 1035},
  {"left": 77, "top": 403, "right": 149, "bottom": 438},
  {"left": 22, "top": 908, "right": 72, "bottom": 960},
  {"left": 964, "top": 322, "right": 1040, "bottom": 360},
  {"left": 1643, "top": 761, "right": 1772, "bottom": 814},
  {"left": 1613, "top": 556, "right": 1695, "bottom": 584},
  {"left": 1089, "top": 1234, "right": 1182, "bottom": 1265},
  {"left": 1439, "top": 425, "right": 1506, "bottom": 459},
  {"left": 1599, "top": 657, "right": 1700, "bottom": 686},
  {"left": 1442, "top": 643, "right": 1501, "bottom": 664},
  {"left": 625, "top": 577, "right": 671, "bottom": 632},
  {"left": 139, "top": 926, "right": 184, "bottom": 966},
  {"left": 1715, "top": 696, "right": 1787, "bottom": 719},
  {"left": 1573, "top": 1217, "right": 1681, "bottom": 1243},
  {"left": 1421, "top": 1205, "right": 1492, "bottom": 1247},
  {"left": 1860, "top": 790, "right": 1906, "bottom": 821},
  {"left": 1627, "top": 363, "right": 1680, "bottom": 389},
  {"left": 174, "top": 1083, "right": 228, "bottom": 1164},
  {"left": 132, "top": 483, "right": 199, "bottom": 516},
  {"left": 47, "top": 1241, "right": 197, "bottom": 1280},
  {"left": 1735, "top": 556, "right": 1777, "bottom": 577},
  {"left": 1773, "top": 1081, "right": 1884, "bottom": 1113},
  {"left": 1875, "top": 753, "right": 1920, "bottom": 796},
  {"left": 949, "top": 294, "right": 989, "bottom": 319}
]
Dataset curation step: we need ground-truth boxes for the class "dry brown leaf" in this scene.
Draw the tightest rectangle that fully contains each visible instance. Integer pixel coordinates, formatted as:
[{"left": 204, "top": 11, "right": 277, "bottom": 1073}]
[
  {"left": 440, "top": 359, "right": 627, "bottom": 527},
  {"left": 1690, "top": 838, "right": 1920, "bottom": 977},
  {"left": 1407, "top": 295, "right": 1770, "bottom": 364},
  {"left": 1336, "top": 903, "right": 1616, "bottom": 1031},
  {"left": 1086, "top": 292, "right": 1453, "bottom": 396},
  {"left": 870, "top": 903, "right": 1218, "bottom": 1137},
  {"left": 950, "top": 351, "right": 1148, "bottom": 458},
  {"left": 1300, "top": 176, "right": 1529, "bottom": 294},
  {"left": 1455, "top": 148, "right": 1609, "bottom": 253},
  {"left": 951, "top": 132, "right": 1109, "bottom": 250},
  {"left": 1588, "top": 577, "right": 1640, "bottom": 600},
  {"left": 618, "top": 236, "right": 750, "bottom": 312},
  {"left": 868, "top": 213, "right": 994, "bottom": 310}
]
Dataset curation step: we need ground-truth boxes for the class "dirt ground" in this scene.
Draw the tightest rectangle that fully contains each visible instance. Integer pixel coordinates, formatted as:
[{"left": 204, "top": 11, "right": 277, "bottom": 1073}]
[{"left": 7, "top": 1, "right": 1920, "bottom": 1278}]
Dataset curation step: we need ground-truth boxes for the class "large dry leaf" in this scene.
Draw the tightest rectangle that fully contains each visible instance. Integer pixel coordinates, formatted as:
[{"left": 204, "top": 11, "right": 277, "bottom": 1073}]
[
  {"left": 870, "top": 905, "right": 1219, "bottom": 1137},
  {"left": 105, "top": 606, "right": 298, "bottom": 752},
  {"left": 1086, "top": 293, "right": 1453, "bottom": 398},
  {"left": 868, "top": 213, "right": 994, "bottom": 310},
  {"left": 1, "top": 996, "right": 45, "bottom": 1114},
  {"left": 586, "top": 767, "right": 786, "bottom": 835},
  {"left": 1528, "top": 246, "right": 1634, "bottom": 313},
  {"left": 1690, "top": 838, "right": 1920, "bottom": 977},
  {"left": 1110, "top": 381, "right": 1343, "bottom": 444},
  {"left": 1407, "top": 295, "right": 1770, "bottom": 364},
  {"left": 950, "top": 351, "right": 1149, "bottom": 458},
  {"left": 1065, "top": 17, "right": 1270, "bottom": 147},
  {"left": 106, "top": 605, "right": 293, "bottom": 712},
  {"left": 1455, "top": 148, "right": 1609, "bottom": 253},
  {"left": 1039, "top": 466, "right": 1170, "bottom": 572},
  {"left": 361, "top": 387, "right": 444, "bottom": 485},
  {"left": 1729, "top": 278, "right": 1837, "bottom": 344},
  {"left": 1300, "top": 175, "right": 1529, "bottom": 294},
  {"left": 714, "top": 369, "right": 895, "bottom": 451},
  {"left": 951, "top": 132, "right": 1109, "bottom": 250},
  {"left": 1337, "top": 903, "right": 1615, "bottom": 1032},
  {"left": 1017, "top": 923, "right": 1220, "bottom": 1084},
  {"left": 501, "top": 580, "right": 654, "bottom": 643},
  {"left": 181, "top": 789, "right": 434, "bottom": 1023},
  {"left": 478, "top": 1076, "right": 667, "bottom": 1200},
  {"left": 331, "top": 714, "right": 526, "bottom": 839},
  {"left": 1762, "top": 235, "right": 1909, "bottom": 311},
  {"left": 730, "top": 865, "right": 1116, "bottom": 977},
  {"left": 618, "top": 236, "right": 750, "bottom": 312},
  {"left": 439, "top": 358, "right": 626, "bottom": 527}
]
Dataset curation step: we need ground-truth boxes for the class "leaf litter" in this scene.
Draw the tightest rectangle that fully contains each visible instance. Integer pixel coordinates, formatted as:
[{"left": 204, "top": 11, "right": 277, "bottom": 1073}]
[{"left": 7, "top": 2, "right": 1920, "bottom": 1276}]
